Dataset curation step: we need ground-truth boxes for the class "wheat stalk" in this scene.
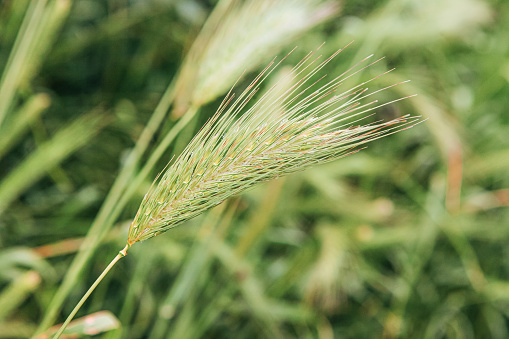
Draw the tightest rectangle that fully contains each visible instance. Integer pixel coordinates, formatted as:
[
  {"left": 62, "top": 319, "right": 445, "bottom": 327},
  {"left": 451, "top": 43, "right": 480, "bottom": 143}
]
[{"left": 52, "top": 44, "right": 419, "bottom": 338}]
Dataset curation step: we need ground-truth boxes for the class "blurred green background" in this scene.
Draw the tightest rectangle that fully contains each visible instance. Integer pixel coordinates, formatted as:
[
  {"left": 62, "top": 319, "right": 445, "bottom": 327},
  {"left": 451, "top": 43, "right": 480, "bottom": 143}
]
[{"left": 0, "top": 0, "right": 508, "bottom": 338}]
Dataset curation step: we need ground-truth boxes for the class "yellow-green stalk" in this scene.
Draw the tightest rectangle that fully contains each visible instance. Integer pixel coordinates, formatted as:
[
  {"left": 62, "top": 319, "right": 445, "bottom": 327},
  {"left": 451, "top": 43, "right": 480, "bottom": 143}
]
[{"left": 52, "top": 44, "right": 419, "bottom": 338}]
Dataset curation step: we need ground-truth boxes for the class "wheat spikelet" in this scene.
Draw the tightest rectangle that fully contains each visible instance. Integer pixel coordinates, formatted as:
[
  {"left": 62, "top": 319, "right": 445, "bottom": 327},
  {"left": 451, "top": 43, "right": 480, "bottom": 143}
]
[{"left": 127, "top": 44, "right": 419, "bottom": 246}]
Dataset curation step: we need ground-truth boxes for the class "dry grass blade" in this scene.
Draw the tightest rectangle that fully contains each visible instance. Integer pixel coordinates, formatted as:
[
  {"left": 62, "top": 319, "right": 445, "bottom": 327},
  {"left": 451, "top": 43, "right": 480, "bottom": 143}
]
[{"left": 127, "top": 44, "right": 420, "bottom": 246}]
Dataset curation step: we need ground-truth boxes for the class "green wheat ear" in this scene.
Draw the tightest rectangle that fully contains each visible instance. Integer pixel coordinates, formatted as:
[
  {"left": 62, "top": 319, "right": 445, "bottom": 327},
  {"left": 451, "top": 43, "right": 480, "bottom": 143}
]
[
  {"left": 126, "top": 43, "right": 419, "bottom": 247},
  {"left": 52, "top": 44, "right": 420, "bottom": 338}
]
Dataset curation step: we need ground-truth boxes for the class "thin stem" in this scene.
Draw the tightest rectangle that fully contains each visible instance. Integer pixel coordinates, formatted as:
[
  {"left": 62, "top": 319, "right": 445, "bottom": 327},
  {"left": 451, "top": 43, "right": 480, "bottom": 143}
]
[
  {"left": 52, "top": 245, "right": 129, "bottom": 339},
  {"left": 36, "top": 81, "right": 176, "bottom": 335}
]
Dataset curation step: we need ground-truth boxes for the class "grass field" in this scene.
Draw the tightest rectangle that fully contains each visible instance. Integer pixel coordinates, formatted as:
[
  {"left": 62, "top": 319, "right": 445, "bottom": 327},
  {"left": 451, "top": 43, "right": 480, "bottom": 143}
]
[{"left": 1, "top": 0, "right": 508, "bottom": 338}]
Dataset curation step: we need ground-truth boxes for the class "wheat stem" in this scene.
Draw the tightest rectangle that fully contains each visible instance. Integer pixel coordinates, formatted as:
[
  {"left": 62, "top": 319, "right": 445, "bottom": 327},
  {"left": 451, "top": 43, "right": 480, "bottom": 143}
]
[
  {"left": 35, "top": 80, "right": 176, "bottom": 336},
  {"left": 52, "top": 245, "right": 129, "bottom": 339}
]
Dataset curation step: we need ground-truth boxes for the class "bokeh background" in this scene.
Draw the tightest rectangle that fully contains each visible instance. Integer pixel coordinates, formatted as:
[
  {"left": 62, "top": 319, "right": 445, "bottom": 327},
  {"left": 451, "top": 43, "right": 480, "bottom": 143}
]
[{"left": 0, "top": 0, "right": 508, "bottom": 338}]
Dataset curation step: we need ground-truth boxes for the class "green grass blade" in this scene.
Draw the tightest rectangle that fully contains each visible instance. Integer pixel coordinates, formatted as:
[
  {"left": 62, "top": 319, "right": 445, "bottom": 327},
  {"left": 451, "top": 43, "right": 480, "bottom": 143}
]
[{"left": 0, "top": 112, "right": 107, "bottom": 213}]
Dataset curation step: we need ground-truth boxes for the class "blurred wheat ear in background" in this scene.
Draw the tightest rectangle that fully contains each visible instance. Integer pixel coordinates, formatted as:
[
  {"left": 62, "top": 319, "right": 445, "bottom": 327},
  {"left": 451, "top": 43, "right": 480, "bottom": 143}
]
[{"left": 51, "top": 43, "right": 419, "bottom": 337}]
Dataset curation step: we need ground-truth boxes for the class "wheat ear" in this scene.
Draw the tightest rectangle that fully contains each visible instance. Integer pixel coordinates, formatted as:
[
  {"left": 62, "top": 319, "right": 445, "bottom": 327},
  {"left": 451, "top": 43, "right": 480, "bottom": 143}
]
[{"left": 52, "top": 44, "right": 420, "bottom": 338}]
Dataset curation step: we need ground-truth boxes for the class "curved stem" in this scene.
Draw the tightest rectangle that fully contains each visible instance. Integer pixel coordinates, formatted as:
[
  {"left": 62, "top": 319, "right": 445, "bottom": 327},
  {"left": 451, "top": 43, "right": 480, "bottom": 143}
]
[{"left": 53, "top": 245, "right": 129, "bottom": 339}]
